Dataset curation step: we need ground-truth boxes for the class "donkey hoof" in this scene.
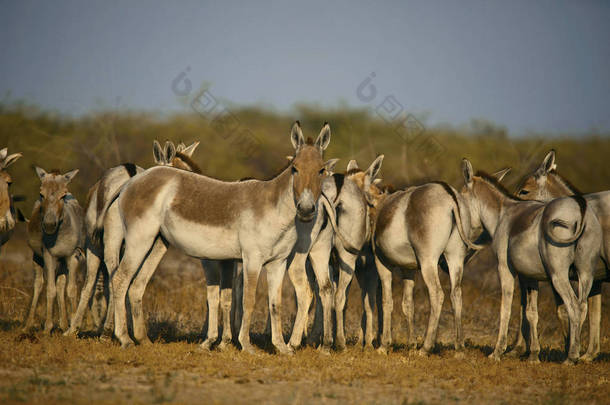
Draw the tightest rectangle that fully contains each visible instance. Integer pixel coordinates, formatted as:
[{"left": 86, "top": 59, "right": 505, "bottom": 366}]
[
  {"left": 488, "top": 352, "right": 502, "bottom": 362},
  {"left": 63, "top": 328, "right": 78, "bottom": 337},
  {"left": 562, "top": 357, "right": 577, "bottom": 366},
  {"left": 276, "top": 344, "right": 294, "bottom": 356},
  {"left": 317, "top": 345, "right": 331, "bottom": 356},
  {"left": 454, "top": 351, "right": 465, "bottom": 360},
  {"left": 580, "top": 353, "right": 596, "bottom": 363},
  {"left": 417, "top": 349, "right": 431, "bottom": 357},
  {"left": 362, "top": 344, "right": 374, "bottom": 352},
  {"left": 217, "top": 340, "right": 232, "bottom": 352},
  {"left": 120, "top": 340, "right": 135, "bottom": 349},
  {"left": 527, "top": 354, "right": 541, "bottom": 364},
  {"left": 138, "top": 337, "right": 153, "bottom": 346},
  {"left": 335, "top": 342, "right": 347, "bottom": 352},
  {"left": 376, "top": 346, "right": 388, "bottom": 356},
  {"left": 200, "top": 339, "right": 215, "bottom": 351},
  {"left": 240, "top": 343, "right": 260, "bottom": 355}
]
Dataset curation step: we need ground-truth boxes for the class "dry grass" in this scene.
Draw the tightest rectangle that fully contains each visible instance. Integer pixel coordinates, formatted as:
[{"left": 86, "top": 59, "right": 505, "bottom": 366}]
[{"left": 1, "top": 227, "right": 610, "bottom": 404}]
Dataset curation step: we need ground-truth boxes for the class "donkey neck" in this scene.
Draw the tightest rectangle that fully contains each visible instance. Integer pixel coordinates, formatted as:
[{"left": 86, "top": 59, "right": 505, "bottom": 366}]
[
  {"left": 546, "top": 172, "right": 578, "bottom": 198},
  {"left": 474, "top": 179, "right": 520, "bottom": 238},
  {"left": 261, "top": 166, "right": 297, "bottom": 221}
]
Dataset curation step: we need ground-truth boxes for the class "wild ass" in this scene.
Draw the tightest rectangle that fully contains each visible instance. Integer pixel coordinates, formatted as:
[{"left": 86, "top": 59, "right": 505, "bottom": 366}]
[
  {"left": 460, "top": 159, "right": 601, "bottom": 363},
  {"left": 100, "top": 122, "right": 335, "bottom": 353},
  {"left": 512, "top": 150, "right": 609, "bottom": 362},
  {"left": 23, "top": 167, "right": 85, "bottom": 332},
  {"left": 370, "top": 167, "right": 482, "bottom": 356},
  {"left": 0, "top": 148, "right": 23, "bottom": 249},
  {"left": 64, "top": 140, "right": 200, "bottom": 336}
]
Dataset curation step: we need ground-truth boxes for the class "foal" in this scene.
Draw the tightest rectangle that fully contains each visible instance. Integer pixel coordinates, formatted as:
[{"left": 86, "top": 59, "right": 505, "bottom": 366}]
[
  {"left": 513, "top": 150, "right": 609, "bottom": 361},
  {"left": 0, "top": 148, "right": 22, "bottom": 249},
  {"left": 23, "top": 167, "right": 85, "bottom": 332},
  {"left": 460, "top": 159, "right": 600, "bottom": 363},
  {"left": 102, "top": 122, "right": 334, "bottom": 353}
]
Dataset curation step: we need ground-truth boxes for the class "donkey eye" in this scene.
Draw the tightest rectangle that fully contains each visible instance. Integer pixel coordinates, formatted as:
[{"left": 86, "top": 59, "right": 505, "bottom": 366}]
[
  {"left": 519, "top": 190, "right": 529, "bottom": 196},
  {"left": 319, "top": 168, "right": 326, "bottom": 175},
  {"left": 291, "top": 166, "right": 298, "bottom": 175},
  {"left": 39, "top": 193, "right": 44, "bottom": 200}
]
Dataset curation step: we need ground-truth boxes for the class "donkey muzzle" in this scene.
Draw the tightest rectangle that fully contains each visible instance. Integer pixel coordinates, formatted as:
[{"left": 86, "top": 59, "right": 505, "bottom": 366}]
[
  {"left": 296, "top": 189, "right": 316, "bottom": 222},
  {"left": 42, "top": 215, "right": 59, "bottom": 234}
]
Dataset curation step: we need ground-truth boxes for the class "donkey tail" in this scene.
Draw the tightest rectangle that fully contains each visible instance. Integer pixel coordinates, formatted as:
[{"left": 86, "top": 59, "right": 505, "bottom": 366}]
[
  {"left": 543, "top": 196, "right": 587, "bottom": 245},
  {"left": 93, "top": 185, "right": 123, "bottom": 237},
  {"left": 321, "top": 193, "right": 362, "bottom": 255},
  {"left": 437, "top": 182, "right": 483, "bottom": 251}
]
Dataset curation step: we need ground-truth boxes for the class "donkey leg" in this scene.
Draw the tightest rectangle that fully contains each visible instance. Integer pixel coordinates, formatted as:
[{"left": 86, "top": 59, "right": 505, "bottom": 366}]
[
  {"left": 400, "top": 270, "right": 416, "bottom": 350},
  {"left": 306, "top": 242, "right": 334, "bottom": 351},
  {"left": 201, "top": 260, "right": 220, "bottom": 350},
  {"left": 490, "top": 260, "right": 515, "bottom": 361},
  {"left": 287, "top": 252, "right": 312, "bottom": 350},
  {"left": 56, "top": 272, "right": 68, "bottom": 331},
  {"left": 66, "top": 244, "right": 100, "bottom": 336},
  {"left": 581, "top": 281, "right": 602, "bottom": 362},
  {"left": 525, "top": 282, "right": 541, "bottom": 363},
  {"left": 128, "top": 237, "right": 168, "bottom": 345},
  {"left": 445, "top": 251, "right": 466, "bottom": 355},
  {"left": 101, "top": 203, "right": 123, "bottom": 338},
  {"left": 335, "top": 250, "right": 357, "bottom": 351},
  {"left": 358, "top": 260, "right": 379, "bottom": 350},
  {"left": 218, "top": 260, "right": 235, "bottom": 350},
  {"left": 237, "top": 258, "right": 262, "bottom": 354},
  {"left": 266, "top": 258, "right": 293, "bottom": 355},
  {"left": 549, "top": 271, "right": 582, "bottom": 364},
  {"left": 66, "top": 252, "right": 80, "bottom": 320},
  {"left": 43, "top": 252, "right": 59, "bottom": 334},
  {"left": 23, "top": 254, "right": 44, "bottom": 331},
  {"left": 552, "top": 288, "right": 570, "bottom": 353},
  {"left": 90, "top": 267, "right": 108, "bottom": 331},
  {"left": 375, "top": 255, "right": 393, "bottom": 355},
  {"left": 419, "top": 258, "right": 444, "bottom": 356},
  {"left": 112, "top": 232, "right": 157, "bottom": 348},
  {"left": 508, "top": 276, "right": 528, "bottom": 357}
]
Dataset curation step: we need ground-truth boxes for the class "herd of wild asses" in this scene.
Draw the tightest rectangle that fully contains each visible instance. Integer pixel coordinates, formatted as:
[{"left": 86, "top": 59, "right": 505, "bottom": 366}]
[{"left": 1, "top": 121, "right": 608, "bottom": 364}]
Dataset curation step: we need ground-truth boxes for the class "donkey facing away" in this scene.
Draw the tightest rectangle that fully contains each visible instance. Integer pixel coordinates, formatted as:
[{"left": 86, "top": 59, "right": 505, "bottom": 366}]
[
  {"left": 460, "top": 159, "right": 601, "bottom": 363},
  {"left": 23, "top": 167, "right": 85, "bottom": 333},
  {"left": 0, "top": 148, "right": 23, "bottom": 249},
  {"left": 100, "top": 122, "right": 335, "bottom": 354},
  {"left": 368, "top": 164, "right": 482, "bottom": 357},
  {"left": 512, "top": 150, "right": 610, "bottom": 362},
  {"left": 64, "top": 140, "right": 200, "bottom": 337}
]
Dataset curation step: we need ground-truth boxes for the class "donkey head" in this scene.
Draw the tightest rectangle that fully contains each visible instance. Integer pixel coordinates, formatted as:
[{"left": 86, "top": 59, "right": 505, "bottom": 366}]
[
  {"left": 0, "top": 148, "right": 22, "bottom": 232},
  {"left": 345, "top": 155, "right": 385, "bottom": 207},
  {"left": 289, "top": 121, "right": 337, "bottom": 222},
  {"left": 35, "top": 167, "right": 79, "bottom": 234},
  {"left": 153, "top": 140, "right": 201, "bottom": 173},
  {"left": 515, "top": 150, "right": 570, "bottom": 201}
]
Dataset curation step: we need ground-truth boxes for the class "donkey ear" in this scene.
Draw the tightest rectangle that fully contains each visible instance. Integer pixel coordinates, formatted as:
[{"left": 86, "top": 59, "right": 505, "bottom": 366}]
[
  {"left": 35, "top": 166, "right": 47, "bottom": 180},
  {"left": 314, "top": 122, "right": 331, "bottom": 152},
  {"left": 537, "top": 150, "right": 556, "bottom": 175},
  {"left": 491, "top": 167, "right": 511, "bottom": 183},
  {"left": 153, "top": 140, "right": 166, "bottom": 165},
  {"left": 0, "top": 148, "right": 7, "bottom": 161},
  {"left": 176, "top": 142, "right": 186, "bottom": 153},
  {"left": 2, "top": 152, "right": 22, "bottom": 169},
  {"left": 290, "top": 121, "right": 304, "bottom": 150},
  {"left": 346, "top": 159, "right": 359, "bottom": 172},
  {"left": 164, "top": 141, "right": 176, "bottom": 163},
  {"left": 181, "top": 141, "right": 200, "bottom": 157},
  {"left": 373, "top": 178, "right": 383, "bottom": 186},
  {"left": 462, "top": 158, "right": 474, "bottom": 186},
  {"left": 365, "top": 155, "right": 384, "bottom": 180},
  {"left": 324, "top": 158, "right": 340, "bottom": 175},
  {"left": 63, "top": 169, "right": 79, "bottom": 183}
]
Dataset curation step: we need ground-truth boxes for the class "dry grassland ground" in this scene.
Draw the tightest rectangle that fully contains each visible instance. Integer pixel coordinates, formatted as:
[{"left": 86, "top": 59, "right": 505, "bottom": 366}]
[{"left": 1, "top": 230, "right": 609, "bottom": 404}]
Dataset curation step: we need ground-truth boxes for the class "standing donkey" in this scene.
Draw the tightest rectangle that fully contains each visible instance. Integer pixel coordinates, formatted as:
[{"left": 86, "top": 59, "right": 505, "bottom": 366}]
[
  {"left": 64, "top": 140, "right": 200, "bottom": 336},
  {"left": 23, "top": 167, "right": 85, "bottom": 333},
  {"left": 513, "top": 150, "right": 609, "bottom": 361},
  {"left": 460, "top": 159, "right": 601, "bottom": 363},
  {"left": 370, "top": 167, "right": 482, "bottom": 356},
  {"left": 100, "top": 122, "right": 335, "bottom": 354},
  {"left": 0, "top": 148, "right": 22, "bottom": 249}
]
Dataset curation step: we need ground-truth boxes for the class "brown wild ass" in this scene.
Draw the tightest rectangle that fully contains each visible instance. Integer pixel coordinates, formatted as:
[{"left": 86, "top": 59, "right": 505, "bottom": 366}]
[
  {"left": 370, "top": 165, "right": 482, "bottom": 356},
  {"left": 0, "top": 148, "right": 23, "bottom": 249},
  {"left": 64, "top": 140, "right": 200, "bottom": 336},
  {"left": 23, "top": 167, "right": 85, "bottom": 333},
  {"left": 460, "top": 159, "right": 601, "bottom": 363},
  {"left": 101, "top": 122, "right": 335, "bottom": 353},
  {"left": 512, "top": 150, "right": 609, "bottom": 362}
]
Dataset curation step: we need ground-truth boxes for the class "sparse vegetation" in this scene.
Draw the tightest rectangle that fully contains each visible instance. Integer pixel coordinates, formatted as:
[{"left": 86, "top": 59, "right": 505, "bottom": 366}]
[{"left": 1, "top": 103, "right": 609, "bottom": 403}]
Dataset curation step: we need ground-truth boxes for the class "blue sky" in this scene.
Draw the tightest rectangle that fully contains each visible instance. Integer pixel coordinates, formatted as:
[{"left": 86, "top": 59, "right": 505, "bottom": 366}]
[{"left": 1, "top": 0, "right": 609, "bottom": 135}]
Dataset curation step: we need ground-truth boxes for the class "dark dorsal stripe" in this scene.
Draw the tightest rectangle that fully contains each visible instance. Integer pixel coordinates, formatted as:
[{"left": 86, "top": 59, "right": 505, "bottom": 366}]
[
  {"left": 550, "top": 170, "right": 582, "bottom": 195},
  {"left": 122, "top": 162, "right": 138, "bottom": 177},
  {"left": 430, "top": 181, "right": 460, "bottom": 208},
  {"left": 476, "top": 171, "right": 523, "bottom": 201},
  {"left": 175, "top": 152, "right": 202, "bottom": 174}
]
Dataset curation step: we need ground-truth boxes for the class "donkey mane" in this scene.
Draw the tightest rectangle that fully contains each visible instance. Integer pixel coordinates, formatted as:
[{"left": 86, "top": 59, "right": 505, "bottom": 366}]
[
  {"left": 175, "top": 152, "right": 202, "bottom": 174},
  {"left": 548, "top": 170, "right": 582, "bottom": 195},
  {"left": 475, "top": 171, "right": 523, "bottom": 202}
]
